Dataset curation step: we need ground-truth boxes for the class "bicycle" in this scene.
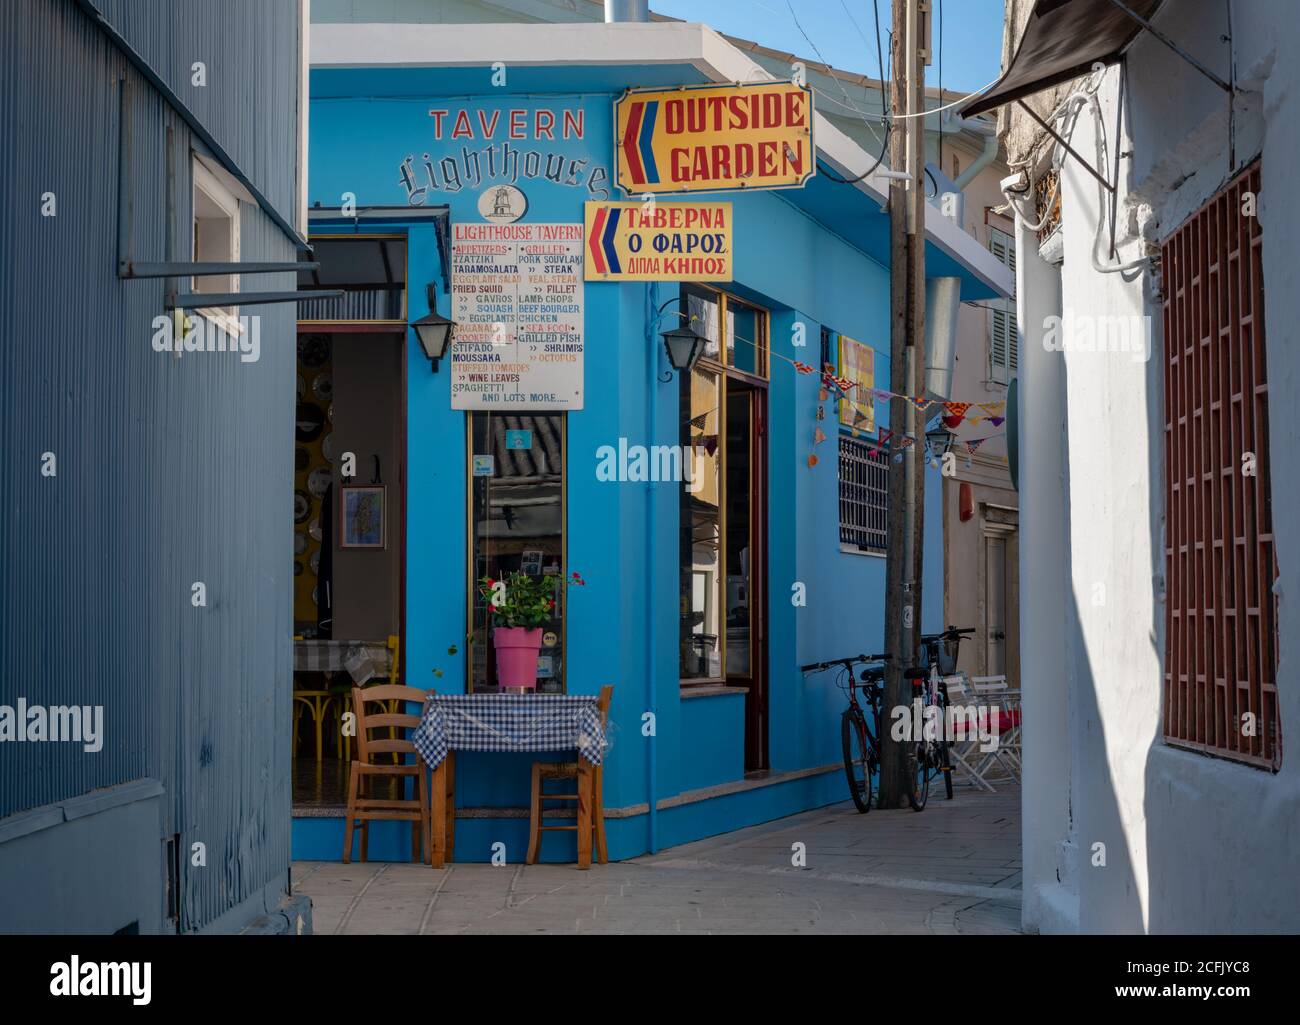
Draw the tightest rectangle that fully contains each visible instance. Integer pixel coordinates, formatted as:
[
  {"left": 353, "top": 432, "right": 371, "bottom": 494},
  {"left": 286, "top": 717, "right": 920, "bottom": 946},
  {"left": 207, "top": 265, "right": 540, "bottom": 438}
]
[
  {"left": 903, "top": 626, "right": 976, "bottom": 810},
  {"left": 801, "top": 652, "right": 892, "bottom": 813}
]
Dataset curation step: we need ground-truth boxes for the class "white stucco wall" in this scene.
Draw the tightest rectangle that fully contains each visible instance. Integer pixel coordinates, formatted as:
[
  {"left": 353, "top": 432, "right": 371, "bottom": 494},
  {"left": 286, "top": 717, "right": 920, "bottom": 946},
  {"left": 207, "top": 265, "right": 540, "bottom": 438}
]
[{"left": 1015, "top": 0, "right": 1300, "bottom": 933}]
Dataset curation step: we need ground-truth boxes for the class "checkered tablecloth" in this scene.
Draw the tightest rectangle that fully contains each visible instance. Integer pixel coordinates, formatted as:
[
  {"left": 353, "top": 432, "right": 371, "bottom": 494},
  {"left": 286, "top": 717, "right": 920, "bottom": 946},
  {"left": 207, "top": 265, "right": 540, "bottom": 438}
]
[
  {"left": 412, "top": 694, "right": 607, "bottom": 770},
  {"left": 293, "top": 639, "right": 391, "bottom": 685}
]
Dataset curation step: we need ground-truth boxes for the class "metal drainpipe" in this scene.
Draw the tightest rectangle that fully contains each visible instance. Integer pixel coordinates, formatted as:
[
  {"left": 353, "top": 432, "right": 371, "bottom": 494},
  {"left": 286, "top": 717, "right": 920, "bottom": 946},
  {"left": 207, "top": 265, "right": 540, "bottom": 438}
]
[
  {"left": 951, "top": 116, "right": 999, "bottom": 191},
  {"left": 644, "top": 282, "right": 660, "bottom": 853},
  {"left": 605, "top": 0, "right": 649, "bottom": 22}
]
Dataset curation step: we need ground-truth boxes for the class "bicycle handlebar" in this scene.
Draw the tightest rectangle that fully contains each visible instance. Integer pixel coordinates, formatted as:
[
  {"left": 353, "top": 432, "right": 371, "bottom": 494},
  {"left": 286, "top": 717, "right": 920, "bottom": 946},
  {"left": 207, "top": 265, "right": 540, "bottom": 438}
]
[
  {"left": 919, "top": 626, "right": 976, "bottom": 643},
  {"left": 800, "top": 652, "right": 893, "bottom": 673}
]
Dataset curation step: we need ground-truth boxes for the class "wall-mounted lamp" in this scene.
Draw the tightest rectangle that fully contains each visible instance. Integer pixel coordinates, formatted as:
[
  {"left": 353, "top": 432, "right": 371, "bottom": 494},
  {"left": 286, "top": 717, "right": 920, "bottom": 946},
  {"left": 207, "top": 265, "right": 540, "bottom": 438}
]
[
  {"left": 412, "top": 284, "right": 457, "bottom": 372},
  {"left": 661, "top": 324, "right": 707, "bottom": 375},
  {"left": 925, "top": 421, "right": 957, "bottom": 461},
  {"left": 653, "top": 296, "right": 706, "bottom": 379}
]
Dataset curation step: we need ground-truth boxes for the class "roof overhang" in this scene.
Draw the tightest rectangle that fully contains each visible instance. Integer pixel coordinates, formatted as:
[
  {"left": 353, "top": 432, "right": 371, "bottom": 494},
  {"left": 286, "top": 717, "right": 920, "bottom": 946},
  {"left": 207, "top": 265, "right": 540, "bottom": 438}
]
[
  {"left": 312, "top": 21, "right": 1012, "bottom": 300},
  {"left": 962, "top": 0, "right": 1164, "bottom": 118}
]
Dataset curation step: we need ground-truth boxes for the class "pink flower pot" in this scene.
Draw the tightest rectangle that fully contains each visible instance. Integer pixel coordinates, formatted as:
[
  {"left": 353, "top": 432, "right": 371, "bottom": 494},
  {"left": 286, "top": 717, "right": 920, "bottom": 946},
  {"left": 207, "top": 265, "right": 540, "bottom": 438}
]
[{"left": 493, "top": 626, "right": 543, "bottom": 690}]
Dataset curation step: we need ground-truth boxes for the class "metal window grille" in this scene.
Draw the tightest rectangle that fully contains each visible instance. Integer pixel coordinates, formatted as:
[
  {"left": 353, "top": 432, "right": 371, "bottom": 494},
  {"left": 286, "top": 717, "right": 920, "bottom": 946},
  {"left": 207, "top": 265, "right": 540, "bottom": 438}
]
[
  {"left": 839, "top": 434, "right": 888, "bottom": 553},
  {"left": 1161, "top": 159, "right": 1280, "bottom": 770}
]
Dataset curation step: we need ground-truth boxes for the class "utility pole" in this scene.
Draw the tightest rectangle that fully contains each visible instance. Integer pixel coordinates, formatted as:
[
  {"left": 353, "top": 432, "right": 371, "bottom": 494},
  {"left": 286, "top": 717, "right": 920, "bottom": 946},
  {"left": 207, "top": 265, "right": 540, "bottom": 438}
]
[{"left": 880, "top": 0, "right": 928, "bottom": 808}]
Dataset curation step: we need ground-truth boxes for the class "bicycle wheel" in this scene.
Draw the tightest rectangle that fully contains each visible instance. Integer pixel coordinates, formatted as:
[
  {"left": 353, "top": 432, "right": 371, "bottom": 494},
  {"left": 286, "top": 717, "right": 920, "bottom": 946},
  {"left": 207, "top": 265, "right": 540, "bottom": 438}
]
[
  {"left": 841, "top": 708, "right": 872, "bottom": 813},
  {"left": 906, "top": 738, "right": 931, "bottom": 811}
]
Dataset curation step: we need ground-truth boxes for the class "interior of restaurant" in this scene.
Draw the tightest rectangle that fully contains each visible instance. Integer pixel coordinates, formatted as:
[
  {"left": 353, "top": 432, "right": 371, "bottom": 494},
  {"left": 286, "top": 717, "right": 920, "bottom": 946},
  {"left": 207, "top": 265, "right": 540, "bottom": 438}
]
[{"left": 292, "top": 236, "right": 408, "bottom": 806}]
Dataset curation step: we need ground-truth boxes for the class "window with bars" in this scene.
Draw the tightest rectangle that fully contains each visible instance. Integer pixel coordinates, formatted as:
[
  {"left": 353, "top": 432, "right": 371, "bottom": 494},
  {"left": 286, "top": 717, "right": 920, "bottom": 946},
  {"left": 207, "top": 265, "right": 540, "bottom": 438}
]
[
  {"left": 839, "top": 434, "right": 888, "bottom": 554},
  {"left": 1161, "top": 159, "right": 1280, "bottom": 770},
  {"left": 989, "top": 226, "right": 1018, "bottom": 383}
]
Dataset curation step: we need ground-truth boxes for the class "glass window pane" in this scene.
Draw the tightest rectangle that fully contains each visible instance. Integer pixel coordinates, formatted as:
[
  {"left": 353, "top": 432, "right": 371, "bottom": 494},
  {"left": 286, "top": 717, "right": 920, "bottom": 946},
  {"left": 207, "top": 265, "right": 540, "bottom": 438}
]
[
  {"left": 681, "top": 285, "right": 722, "bottom": 362},
  {"left": 725, "top": 382, "right": 752, "bottom": 676},
  {"left": 727, "top": 300, "right": 763, "bottom": 375},
  {"left": 469, "top": 412, "right": 566, "bottom": 693},
  {"left": 679, "top": 365, "right": 722, "bottom": 681}
]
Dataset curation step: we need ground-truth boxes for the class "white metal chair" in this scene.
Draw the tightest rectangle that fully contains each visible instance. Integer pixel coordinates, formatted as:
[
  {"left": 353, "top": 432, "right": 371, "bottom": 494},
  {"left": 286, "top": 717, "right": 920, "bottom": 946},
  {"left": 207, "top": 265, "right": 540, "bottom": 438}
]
[
  {"left": 970, "top": 675, "right": 1021, "bottom": 783},
  {"left": 942, "top": 674, "right": 1000, "bottom": 793}
]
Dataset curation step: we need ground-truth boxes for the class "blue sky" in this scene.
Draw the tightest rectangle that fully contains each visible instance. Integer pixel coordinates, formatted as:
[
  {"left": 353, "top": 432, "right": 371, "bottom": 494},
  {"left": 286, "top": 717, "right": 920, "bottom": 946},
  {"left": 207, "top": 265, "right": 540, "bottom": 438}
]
[{"left": 650, "top": 0, "right": 1006, "bottom": 94}]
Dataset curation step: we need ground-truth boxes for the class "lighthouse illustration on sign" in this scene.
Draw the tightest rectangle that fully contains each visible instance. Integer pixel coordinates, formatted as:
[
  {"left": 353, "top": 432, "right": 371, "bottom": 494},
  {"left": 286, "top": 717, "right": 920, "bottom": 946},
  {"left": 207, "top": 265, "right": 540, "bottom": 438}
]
[{"left": 478, "top": 184, "right": 528, "bottom": 224}]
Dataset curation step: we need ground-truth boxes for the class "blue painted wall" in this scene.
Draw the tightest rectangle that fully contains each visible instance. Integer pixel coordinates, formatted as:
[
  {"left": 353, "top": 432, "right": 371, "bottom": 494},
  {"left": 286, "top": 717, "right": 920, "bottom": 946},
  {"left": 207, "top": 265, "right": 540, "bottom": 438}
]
[{"left": 295, "top": 69, "right": 947, "bottom": 862}]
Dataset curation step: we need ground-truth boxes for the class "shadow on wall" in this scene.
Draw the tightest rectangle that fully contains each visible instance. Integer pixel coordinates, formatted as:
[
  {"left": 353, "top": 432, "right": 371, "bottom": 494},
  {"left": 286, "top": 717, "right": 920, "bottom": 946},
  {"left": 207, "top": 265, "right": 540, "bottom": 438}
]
[{"left": 1057, "top": 322, "right": 1146, "bottom": 933}]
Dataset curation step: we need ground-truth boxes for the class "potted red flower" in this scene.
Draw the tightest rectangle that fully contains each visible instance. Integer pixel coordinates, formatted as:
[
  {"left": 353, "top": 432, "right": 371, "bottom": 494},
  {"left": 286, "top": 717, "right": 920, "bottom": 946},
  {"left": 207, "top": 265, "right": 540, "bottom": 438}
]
[{"left": 478, "top": 571, "right": 558, "bottom": 691}]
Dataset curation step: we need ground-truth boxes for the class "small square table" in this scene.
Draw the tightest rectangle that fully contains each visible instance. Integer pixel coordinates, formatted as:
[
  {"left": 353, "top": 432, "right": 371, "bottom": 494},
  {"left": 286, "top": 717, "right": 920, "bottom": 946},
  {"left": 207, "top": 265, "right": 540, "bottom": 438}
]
[{"left": 411, "top": 693, "right": 608, "bottom": 869}]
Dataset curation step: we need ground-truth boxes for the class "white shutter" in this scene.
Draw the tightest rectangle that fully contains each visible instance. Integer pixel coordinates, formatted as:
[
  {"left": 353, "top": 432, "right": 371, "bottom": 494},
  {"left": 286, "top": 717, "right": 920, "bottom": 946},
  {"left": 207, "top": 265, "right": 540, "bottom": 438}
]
[{"left": 988, "top": 228, "right": 1017, "bottom": 382}]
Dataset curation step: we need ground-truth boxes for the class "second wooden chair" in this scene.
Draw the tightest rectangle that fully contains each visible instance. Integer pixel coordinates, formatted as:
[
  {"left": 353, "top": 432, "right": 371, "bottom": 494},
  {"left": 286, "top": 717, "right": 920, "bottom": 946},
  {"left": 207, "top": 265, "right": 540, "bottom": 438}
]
[{"left": 525, "top": 685, "right": 613, "bottom": 866}]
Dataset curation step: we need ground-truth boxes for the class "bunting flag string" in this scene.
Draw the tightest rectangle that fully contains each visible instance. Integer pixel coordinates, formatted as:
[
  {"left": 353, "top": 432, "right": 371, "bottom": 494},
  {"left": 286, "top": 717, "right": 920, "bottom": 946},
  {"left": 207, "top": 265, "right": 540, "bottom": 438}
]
[{"left": 750, "top": 333, "right": 1009, "bottom": 471}]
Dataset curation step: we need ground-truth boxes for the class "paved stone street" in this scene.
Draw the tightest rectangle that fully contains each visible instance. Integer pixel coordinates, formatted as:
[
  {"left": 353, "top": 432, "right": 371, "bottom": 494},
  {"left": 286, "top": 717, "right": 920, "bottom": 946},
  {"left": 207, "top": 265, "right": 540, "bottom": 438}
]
[{"left": 293, "top": 783, "right": 1021, "bottom": 934}]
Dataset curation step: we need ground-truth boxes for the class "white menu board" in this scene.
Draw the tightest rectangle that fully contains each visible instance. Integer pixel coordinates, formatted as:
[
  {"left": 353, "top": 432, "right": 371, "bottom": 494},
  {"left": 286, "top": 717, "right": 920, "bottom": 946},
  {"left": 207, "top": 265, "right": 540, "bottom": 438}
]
[{"left": 450, "top": 222, "right": 584, "bottom": 410}]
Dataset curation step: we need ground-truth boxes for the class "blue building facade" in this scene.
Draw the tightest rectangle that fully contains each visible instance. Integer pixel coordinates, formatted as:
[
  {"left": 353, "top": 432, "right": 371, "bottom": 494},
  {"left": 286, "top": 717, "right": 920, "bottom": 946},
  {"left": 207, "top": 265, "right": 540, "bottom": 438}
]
[{"left": 293, "top": 22, "right": 1005, "bottom": 863}]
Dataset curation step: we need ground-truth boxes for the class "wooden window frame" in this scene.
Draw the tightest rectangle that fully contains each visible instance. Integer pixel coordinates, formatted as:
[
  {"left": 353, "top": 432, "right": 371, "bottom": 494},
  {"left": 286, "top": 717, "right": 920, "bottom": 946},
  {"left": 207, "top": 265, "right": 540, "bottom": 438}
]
[
  {"left": 677, "top": 285, "right": 769, "bottom": 687},
  {"left": 465, "top": 411, "right": 568, "bottom": 694}
]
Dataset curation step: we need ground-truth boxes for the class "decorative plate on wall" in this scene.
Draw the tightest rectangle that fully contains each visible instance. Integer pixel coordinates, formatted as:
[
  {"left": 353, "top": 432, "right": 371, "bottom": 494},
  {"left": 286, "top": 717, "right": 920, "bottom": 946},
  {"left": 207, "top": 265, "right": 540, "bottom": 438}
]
[
  {"left": 321, "top": 433, "right": 335, "bottom": 463},
  {"left": 310, "top": 550, "right": 320, "bottom": 575},
  {"left": 296, "top": 402, "right": 325, "bottom": 442},
  {"left": 327, "top": 403, "right": 334, "bottom": 423},
  {"left": 294, "top": 533, "right": 308, "bottom": 556},
  {"left": 295, "top": 448, "right": 309, "bottom": 472},
  {"left": 312, "top": 372, "right": 333, "bottom": 401},
  {"left": 298, "top": 334, "right": 330, "bottom": 369},
  {"left": 307, "top": 467, "right": 332, "bottom": 498},
  {"left": 293, "top": 490, "right": 311, "bottom": 523}
]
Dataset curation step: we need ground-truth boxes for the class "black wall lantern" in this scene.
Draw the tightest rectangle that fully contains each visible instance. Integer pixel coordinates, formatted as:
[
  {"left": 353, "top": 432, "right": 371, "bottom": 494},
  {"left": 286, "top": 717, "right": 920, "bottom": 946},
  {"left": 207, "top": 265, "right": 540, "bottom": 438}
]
[
  {"left": 661, "top": 324, "right": 707, "bottom": 374},
  {"left": 925, "top": 421, "right": 957, "bottom": 462},
  {"left": 412, "top": 284, "right": 456, "bottom": 371}
]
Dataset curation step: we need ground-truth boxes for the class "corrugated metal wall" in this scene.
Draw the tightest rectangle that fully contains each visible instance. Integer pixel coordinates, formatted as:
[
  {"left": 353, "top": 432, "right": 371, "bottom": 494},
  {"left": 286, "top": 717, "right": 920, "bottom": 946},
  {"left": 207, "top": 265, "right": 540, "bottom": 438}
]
[{"left": 0, "top": 0, "right": 299, "bottom": 931}]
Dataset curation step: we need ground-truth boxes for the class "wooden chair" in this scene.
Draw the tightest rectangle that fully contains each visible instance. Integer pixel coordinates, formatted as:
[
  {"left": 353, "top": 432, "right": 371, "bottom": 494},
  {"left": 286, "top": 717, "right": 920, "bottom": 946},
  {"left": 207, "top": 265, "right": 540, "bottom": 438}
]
[
  {"left": 342, "top": 685, "right": 431, "bottom": 865},
  {"left": 525, "top": 685, "right": 613, "bottom": 866}
]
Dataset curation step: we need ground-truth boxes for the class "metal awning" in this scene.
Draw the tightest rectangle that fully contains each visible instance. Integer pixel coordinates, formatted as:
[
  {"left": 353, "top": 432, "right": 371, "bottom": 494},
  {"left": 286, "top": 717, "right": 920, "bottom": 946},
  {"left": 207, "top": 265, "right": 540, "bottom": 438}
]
[{"left": 962, "top": 0, "right": 1165, "bottom": 117}]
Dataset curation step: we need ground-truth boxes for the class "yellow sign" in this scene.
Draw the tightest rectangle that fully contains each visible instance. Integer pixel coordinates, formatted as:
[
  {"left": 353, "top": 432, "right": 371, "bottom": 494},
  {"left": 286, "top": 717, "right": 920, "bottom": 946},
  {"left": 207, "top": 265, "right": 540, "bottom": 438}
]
[
  {"left": 615, "top": 81, "right": 815, "bottom": 195},
  {"left": 584, "top": 201, "right": 732, "bottom": 281},
  {"left": 838, "top": 336, "right": 875, "bottom": 433}
]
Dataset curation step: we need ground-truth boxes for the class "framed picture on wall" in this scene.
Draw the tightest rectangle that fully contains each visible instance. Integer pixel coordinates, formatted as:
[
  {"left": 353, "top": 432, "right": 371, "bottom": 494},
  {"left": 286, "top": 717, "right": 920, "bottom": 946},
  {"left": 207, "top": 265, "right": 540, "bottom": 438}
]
[{"left": 340, "top": 485, "right": 386, "bottom": 549}]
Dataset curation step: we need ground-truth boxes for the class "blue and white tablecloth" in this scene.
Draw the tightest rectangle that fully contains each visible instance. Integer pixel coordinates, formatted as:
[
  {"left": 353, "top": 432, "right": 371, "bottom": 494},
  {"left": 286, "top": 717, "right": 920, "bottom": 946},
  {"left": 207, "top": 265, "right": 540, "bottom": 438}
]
[{"left": 412, "top": 694, "right": 607, "bottom": 770}]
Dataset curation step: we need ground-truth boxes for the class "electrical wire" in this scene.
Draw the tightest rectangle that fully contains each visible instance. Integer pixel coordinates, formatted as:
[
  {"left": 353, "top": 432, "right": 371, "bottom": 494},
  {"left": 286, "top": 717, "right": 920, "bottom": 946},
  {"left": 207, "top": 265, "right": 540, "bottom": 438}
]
[
  {"left": 887, "top": 74, "right": 1003, "bottom": 119},
  {"left": 785, "top": 0, "right": 887, "bottom": 152},
  {"left": 811, "top": 0, "right": 894, "bottom": 186}
]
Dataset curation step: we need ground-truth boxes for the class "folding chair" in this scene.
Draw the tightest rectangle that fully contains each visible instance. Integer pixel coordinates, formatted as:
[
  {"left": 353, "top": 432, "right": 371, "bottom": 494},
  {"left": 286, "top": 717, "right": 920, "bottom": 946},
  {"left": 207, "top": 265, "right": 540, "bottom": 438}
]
[
  {"left": 970, "top": 676, "right": 1021, "bottom": 783},
  {"left": 942, "top": 674, "right": 1000, "bottom": 793}
]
